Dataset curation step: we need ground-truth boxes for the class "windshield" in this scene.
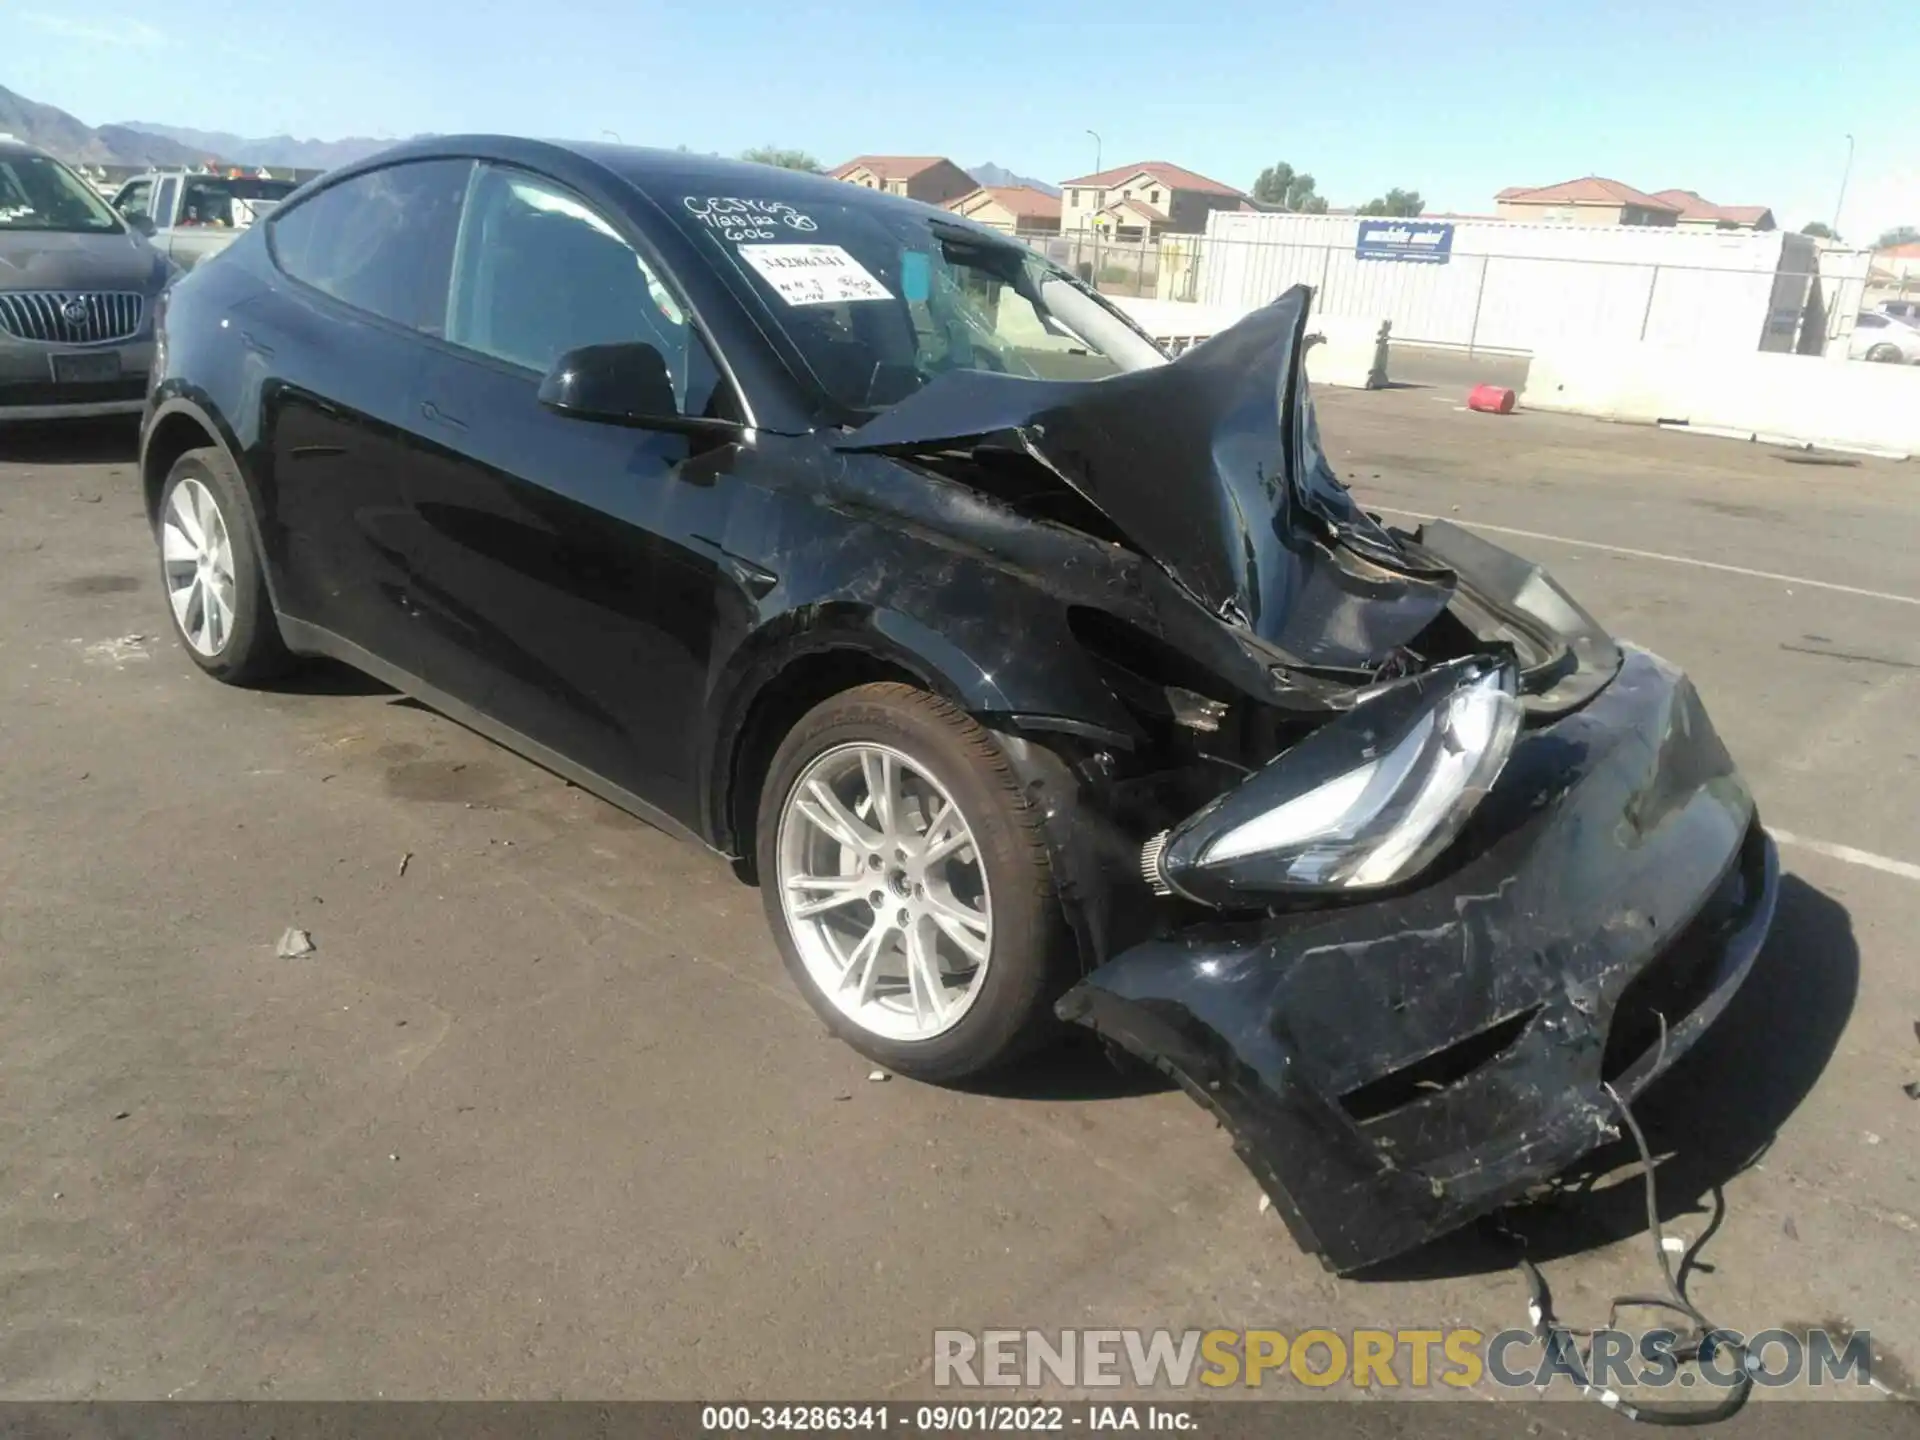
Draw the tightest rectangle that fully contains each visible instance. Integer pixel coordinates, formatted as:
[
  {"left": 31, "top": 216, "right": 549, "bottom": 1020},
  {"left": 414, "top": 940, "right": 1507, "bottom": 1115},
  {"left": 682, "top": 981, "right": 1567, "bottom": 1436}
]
[
  {"left": 667, "top": 189, "right": 1165, "bottom": 416},
  {"left": 0, "top": 154, "right": 123, "bottom": 234}
]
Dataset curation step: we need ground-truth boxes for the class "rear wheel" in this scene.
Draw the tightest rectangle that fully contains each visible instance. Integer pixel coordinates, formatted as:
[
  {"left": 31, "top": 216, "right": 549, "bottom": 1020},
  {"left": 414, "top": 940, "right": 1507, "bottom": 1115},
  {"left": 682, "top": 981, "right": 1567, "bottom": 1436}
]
[
  {"left": 756, "top": 683, "right": 1072, "bottom": 1081},
  {"left": 1865, "top": 342, "right": 1902, "bottom": 363},
  {"left": 155, "top": 447, "right": 293, "bottom": 684}
]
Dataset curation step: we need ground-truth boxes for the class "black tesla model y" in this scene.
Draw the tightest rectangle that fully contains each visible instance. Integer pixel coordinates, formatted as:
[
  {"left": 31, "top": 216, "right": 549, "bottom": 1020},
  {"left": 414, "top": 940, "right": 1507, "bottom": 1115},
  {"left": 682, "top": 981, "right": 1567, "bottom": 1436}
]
[{"left": 142, "top": 139, "right": 1775, "bottom": 1271}]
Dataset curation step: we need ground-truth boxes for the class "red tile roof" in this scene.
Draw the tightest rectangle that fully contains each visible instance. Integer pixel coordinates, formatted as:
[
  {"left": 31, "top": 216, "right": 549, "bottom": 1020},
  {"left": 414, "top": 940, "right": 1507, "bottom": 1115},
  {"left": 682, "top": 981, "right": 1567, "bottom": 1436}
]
[
  {"left": 830, "top": 155, "right": 953, "bottom": 181},
  {"left": 1498, "top": 176, "right": 1680, "bottom": 212},
  {"left": 947, "top": 185, "right": 1061, "bottom": 221},
  {"left": 1060, "top": 161, "right": 1244, "bottom": 197},
  {"left": 1651, "top": 189, "right": 1773, "bottom": 226}
]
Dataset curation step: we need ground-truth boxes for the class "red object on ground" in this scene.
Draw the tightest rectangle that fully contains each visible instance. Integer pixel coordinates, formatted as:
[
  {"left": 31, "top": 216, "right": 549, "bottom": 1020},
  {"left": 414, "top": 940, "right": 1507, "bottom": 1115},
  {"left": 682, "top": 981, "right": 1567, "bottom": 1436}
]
[{"left": 1467, "top": 384, "right": 1516, "bottom": 414}]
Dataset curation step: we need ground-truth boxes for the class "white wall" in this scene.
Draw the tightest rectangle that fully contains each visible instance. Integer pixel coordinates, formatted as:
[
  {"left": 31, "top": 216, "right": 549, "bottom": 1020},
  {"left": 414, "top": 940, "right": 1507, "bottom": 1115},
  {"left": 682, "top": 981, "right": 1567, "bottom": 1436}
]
[{"left": 1192, "top": 212, "right": 1853, "bottom": 356}]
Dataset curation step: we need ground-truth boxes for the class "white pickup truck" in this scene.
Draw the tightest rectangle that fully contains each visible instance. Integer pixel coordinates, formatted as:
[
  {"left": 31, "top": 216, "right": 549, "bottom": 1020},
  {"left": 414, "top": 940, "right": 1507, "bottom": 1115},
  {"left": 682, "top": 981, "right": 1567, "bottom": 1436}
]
[{"left": 110, "top": 168, "right": 300, "bottom": 271}]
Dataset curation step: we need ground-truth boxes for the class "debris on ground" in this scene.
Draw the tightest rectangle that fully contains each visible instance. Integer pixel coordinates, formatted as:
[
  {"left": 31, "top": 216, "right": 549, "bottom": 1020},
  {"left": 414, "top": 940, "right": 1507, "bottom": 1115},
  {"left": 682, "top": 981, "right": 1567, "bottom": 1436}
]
[
  {"left": 398, "top": 852, "right": 412, "bottom": 877},
  {"left": 1904, "top": 1081, "right": 1920, "bottom": 1100},
  {"left": 1784, "top": 1216, "right": 1800, "bottom": 1241},
  {"left": 1258, "top": 1193, "right": 1273, "bottom": 1215},
  {"left": 867, "top": 1069, "right": 890, "bottom": 1083},
  {"left": 1864, "top": 1131, "right": 1883, "bottom": 1146},
  {"left": 275, "top": 927, "right": 316, "bottom": 959},
  {"left": 1467, "top": 383, "right": 1517, "bottom": 415}
]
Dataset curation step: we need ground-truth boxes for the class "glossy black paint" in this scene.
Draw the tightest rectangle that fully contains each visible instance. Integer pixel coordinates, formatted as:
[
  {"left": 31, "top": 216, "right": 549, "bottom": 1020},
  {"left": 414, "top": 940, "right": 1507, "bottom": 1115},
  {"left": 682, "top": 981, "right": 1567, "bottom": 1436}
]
[
  {"left": 143, "top": 137, "right": 1442, "bottom": 842},
  {"left": 142, "top": 136, "right": 1774, "bottom": 1270},
  {"left": 1058, "top": 649, "right": 1777, "bottom": 1274}
]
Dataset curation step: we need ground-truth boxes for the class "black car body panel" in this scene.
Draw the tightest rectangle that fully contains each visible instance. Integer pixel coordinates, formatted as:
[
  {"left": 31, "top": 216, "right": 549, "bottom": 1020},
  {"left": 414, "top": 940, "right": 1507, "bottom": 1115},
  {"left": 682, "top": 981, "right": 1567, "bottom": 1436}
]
[
  {"left": 1057, "top": 649, "right": 1776, "bottom": 1273},
  {"left": 141, "top": 136, "right": 1772, "bottom": 1270},
  {"left": 839, "top": 289, "right": 1458, "bottom": 665}
]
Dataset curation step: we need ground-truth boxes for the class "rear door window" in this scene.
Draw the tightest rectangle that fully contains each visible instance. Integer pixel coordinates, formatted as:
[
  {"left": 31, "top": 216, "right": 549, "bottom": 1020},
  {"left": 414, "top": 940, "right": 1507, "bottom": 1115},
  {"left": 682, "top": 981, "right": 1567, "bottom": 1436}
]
[{"left": 268, "top": 159, "right": 473, "bottom": 336}]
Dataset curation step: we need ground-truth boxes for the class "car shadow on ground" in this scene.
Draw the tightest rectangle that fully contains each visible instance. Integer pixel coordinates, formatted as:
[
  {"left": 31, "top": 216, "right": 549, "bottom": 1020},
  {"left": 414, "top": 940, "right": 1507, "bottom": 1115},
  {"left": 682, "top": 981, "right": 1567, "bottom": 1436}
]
[
  {"left": 261, "top": 657, "right": 397, "bottom": 698},
  {"left": 1352, "top": 872, "right": 1857, "bottom": 1282},
  {"left": 959, "top": 1030, "right": 1176, "bottom": 1103},
  {"left": 0, "top": 418, "right": 141, "bottom": 466}
]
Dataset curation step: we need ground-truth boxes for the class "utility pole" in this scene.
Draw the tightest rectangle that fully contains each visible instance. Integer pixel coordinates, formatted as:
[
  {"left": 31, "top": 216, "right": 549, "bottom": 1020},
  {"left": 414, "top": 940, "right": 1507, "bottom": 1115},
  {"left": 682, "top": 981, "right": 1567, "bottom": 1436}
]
[
  {"left": 1085, "top": 130, "right": 1101, "bottom": 177},
  {"left": 1831, "top": 133, "right": 1854, "bottom": 238}
]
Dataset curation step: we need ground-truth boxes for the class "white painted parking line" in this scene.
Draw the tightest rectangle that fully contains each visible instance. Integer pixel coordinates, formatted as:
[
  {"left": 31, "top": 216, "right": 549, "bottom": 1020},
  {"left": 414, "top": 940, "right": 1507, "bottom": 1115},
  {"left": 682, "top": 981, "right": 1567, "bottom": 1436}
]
[
  {"left": 1771, "top": 829, "right": 1920, "bottom": 883},
  {"left": 1371, "top": 508, "right": 1920, "bottom": 607}
]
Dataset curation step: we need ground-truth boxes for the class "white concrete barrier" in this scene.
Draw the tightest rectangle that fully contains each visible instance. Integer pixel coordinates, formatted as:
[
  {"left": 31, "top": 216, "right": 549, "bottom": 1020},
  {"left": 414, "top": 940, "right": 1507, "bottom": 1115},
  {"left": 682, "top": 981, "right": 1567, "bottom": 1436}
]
[
  {"left": 1110, "top": 298, "right": 1392, "bottom": 388},
  {"left": 1523, "top": 341, "right": 1920, "bottom": 457}
]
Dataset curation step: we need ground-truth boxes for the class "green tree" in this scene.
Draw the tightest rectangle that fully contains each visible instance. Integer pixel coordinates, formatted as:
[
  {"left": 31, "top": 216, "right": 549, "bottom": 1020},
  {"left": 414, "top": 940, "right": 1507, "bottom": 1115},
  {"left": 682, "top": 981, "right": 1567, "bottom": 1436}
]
[
  {"left": 741, "top": 146, "right": 824, "bottom": 173},
  {"left": 1251, "top": 162, "right": 1327, "bottom": 213},
  {"left": 1800, "top": 220, "right": 1838, "bottom": 240},
  {"left": 1877, "top": 225, "right": 1920, "bottom": 248},
  {"left": 1356, "top": 188, "right": 1425, "bottom": 217}
]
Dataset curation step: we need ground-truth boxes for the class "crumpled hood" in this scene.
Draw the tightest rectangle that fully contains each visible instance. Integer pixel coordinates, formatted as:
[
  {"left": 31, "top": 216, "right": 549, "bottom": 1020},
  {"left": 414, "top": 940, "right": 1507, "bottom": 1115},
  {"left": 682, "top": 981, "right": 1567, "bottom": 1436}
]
[
  {"left": 838, "top": 286, "right": 1454, "bottom": 666},
  {"left": 0, "top": 229, "right": 166, "bottom": 293}
]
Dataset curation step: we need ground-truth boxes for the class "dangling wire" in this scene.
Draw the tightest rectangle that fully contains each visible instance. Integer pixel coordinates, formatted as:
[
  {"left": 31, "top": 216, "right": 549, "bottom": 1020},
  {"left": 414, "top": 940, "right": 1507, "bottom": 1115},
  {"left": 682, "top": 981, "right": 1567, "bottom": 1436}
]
[{"left": 1515, "top": 1058, "right": 1753, "bottom": 1427}]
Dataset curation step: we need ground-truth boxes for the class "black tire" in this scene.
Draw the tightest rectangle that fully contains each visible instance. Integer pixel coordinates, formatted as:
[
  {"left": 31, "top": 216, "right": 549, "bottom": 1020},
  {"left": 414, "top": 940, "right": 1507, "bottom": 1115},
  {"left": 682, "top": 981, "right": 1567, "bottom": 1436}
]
[
  {"left": 756, "top": 682, "right": 1074, "bottom": 1082},
  {"left": 154, "top": 447, "right": 294, "bottom": 685},
  {"left": 1865, "top": 343, "right": 1902, "bottom": 363}
]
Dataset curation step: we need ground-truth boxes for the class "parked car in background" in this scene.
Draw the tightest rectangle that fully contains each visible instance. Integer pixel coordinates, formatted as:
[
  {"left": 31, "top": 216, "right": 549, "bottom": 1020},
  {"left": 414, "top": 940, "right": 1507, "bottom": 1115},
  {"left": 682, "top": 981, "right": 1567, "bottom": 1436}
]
[
  {"left": 111, "top": 167, "right": 299, "bottom": 271},
  {"left": 141, "top": 139, "right": 1776, "bottom": 1273},
  {"left": 1875, "top": 299, "right": 1920, "bottom": 324},
  {"left": 0, "top": 135, "right": 172, "bottom": 422},
  {"left": 1849, "top": 310, "right": 1920, "bottom": 363}
]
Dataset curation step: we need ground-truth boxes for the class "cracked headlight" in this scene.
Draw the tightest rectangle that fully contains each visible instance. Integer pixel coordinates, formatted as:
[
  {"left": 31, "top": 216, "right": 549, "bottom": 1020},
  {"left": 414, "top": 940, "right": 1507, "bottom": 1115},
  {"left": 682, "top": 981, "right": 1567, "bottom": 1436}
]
[{"left": 1150, "top": 657, "right": 1521, "bottom": 904}]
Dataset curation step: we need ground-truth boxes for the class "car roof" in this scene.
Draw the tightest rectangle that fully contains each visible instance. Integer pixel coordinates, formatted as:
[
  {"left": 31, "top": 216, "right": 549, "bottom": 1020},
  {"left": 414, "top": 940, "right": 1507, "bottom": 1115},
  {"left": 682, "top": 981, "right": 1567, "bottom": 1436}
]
[
  {"left": 0, "top": 136, "right": 54, "bottom": 161},
  {"left": 343, "top": 134, "right": 980, "bottom": 229}
]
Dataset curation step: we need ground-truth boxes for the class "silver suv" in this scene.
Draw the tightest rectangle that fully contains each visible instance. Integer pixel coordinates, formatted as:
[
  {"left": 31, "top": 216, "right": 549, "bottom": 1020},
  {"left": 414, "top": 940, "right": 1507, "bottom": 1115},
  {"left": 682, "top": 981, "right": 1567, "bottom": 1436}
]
[{"left": 0, "top": 136, "right": 173, "bottom": 422}]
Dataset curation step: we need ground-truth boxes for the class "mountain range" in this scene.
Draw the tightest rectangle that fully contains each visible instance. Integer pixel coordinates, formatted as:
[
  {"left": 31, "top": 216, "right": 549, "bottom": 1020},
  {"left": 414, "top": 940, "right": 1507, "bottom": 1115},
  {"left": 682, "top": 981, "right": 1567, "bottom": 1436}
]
[
  {"left": 0, "top": 84, "right": 396, "bottom": 170},
  {"left": 6, "top": 85, "right": 1062, "bottom": 192},
  {"left": 0, "top": 85, "right": 209, "bottom": 167},
  {"left": 115, "top": 122, "right": 402, "bottom": 171}
]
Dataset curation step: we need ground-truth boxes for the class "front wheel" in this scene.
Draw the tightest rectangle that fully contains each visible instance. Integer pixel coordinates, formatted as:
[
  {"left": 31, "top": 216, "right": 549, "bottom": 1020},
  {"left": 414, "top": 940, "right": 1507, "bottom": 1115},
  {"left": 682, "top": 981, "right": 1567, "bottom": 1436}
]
[
  {"left": 1865, "top": 343, "right": 1902, "bottom": 363},
  {"left": 756, "top": 683, "right": 1073, "bottom": 1082}
]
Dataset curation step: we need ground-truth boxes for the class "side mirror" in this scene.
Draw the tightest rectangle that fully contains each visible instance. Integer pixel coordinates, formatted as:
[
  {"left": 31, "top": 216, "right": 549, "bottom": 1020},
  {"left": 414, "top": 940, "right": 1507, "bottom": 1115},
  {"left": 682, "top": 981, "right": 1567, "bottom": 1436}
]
[
  {"left": 538, "top": 341, "right": 680, "bottom": 425},
  {"left": 126, "top": 214, "right": 157, "bottom": 237}
]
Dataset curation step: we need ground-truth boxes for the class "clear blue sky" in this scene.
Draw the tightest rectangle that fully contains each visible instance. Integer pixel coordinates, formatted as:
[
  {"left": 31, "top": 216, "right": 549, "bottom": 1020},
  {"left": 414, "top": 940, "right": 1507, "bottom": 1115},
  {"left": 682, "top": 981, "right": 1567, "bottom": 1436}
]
[{"left": 6, "top": 0, "right": 1915, "bottom": 240}]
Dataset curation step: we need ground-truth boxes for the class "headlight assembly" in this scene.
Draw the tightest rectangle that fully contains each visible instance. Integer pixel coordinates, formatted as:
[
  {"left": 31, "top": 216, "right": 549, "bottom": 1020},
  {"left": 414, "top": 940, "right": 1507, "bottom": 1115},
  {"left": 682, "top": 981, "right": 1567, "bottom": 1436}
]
[{"left": 1148, "top": 656, "right": 1521, "bottom": 905}]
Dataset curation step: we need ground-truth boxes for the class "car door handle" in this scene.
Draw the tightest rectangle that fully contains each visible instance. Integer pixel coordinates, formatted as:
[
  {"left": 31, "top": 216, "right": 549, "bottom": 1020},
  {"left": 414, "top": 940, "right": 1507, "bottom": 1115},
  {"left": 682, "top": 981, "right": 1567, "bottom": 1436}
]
[{"left": 419, "top": 399, "right": 467, "bottom": 431}]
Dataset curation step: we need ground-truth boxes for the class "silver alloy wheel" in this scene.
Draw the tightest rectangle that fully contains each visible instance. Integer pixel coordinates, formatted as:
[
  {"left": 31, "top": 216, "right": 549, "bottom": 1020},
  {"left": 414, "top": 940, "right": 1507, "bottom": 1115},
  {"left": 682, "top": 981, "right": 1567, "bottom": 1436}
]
[
  {"left": 160, "top": 477, "right": 237, "bottom": 658},
  {"left": 776, "top": 741, "right": 994, "bottom": 1042}
]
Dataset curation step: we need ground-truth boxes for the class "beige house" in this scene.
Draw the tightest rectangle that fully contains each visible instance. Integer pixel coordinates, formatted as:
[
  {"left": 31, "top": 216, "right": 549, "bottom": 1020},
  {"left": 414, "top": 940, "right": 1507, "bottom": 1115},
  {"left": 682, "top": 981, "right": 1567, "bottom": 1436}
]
[
  {"left": 829, "top": 156, "right": 976, "bottom": 207},
  {"left": 1650, "top": 189, "right": 1776, "bottom": 232},
  {"left": 945, "top": 185, "right": 1061, "bottom": 234},
  {"left": 1058, "top": 162, "right": 1247, "bottom": 239},
  {"left": 1495, "top": 177, "right": 1682, "bottom": 227}
]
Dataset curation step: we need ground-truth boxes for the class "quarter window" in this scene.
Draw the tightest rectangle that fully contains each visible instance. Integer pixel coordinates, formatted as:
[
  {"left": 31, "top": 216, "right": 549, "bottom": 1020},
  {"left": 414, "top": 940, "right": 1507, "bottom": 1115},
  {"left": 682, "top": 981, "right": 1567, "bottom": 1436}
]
[
  {"left": 268, "top": 158, "right": 473, "bottom": 335},
  {"left": 445, "top": 164, "right": 723, "bottom": 415}
]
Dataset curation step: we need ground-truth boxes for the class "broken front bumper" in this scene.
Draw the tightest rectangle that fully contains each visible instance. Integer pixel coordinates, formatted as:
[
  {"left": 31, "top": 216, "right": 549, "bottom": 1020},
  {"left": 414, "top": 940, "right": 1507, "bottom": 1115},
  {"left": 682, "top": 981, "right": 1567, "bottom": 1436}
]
[{"left": 1058, "top": 647, "right": 1777, "bottom": 1274}]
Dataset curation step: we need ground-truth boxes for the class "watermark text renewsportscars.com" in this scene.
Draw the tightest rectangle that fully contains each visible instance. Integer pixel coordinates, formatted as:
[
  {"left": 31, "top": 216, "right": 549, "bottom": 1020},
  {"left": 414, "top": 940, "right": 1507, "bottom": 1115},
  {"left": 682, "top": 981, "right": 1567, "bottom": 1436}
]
[{"left": 933, "top": 1327, "right": 1875, "bottom": 1391}]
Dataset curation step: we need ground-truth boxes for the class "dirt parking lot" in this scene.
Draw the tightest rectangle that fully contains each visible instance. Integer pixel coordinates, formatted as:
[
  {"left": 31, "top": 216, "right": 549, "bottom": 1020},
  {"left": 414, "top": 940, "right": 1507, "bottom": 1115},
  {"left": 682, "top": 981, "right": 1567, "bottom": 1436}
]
[{"left": 3, "top": 379, "right": 1917, "bottom": 1413}]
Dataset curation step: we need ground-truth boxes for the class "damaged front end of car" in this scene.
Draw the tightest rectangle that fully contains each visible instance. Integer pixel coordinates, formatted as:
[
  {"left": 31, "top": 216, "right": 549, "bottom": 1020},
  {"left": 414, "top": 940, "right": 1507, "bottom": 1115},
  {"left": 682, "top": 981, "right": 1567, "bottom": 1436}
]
[{"left": 839, "top": 285, "right": 1776, "bottom": 1273}]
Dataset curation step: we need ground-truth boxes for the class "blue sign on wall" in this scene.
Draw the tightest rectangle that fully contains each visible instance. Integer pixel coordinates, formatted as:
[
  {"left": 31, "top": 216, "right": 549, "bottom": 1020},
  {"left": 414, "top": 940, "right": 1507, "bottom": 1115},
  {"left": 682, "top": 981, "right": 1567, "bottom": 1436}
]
[{"left": 1355, "top": 219, "right": 1455, "bottom": 264}]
